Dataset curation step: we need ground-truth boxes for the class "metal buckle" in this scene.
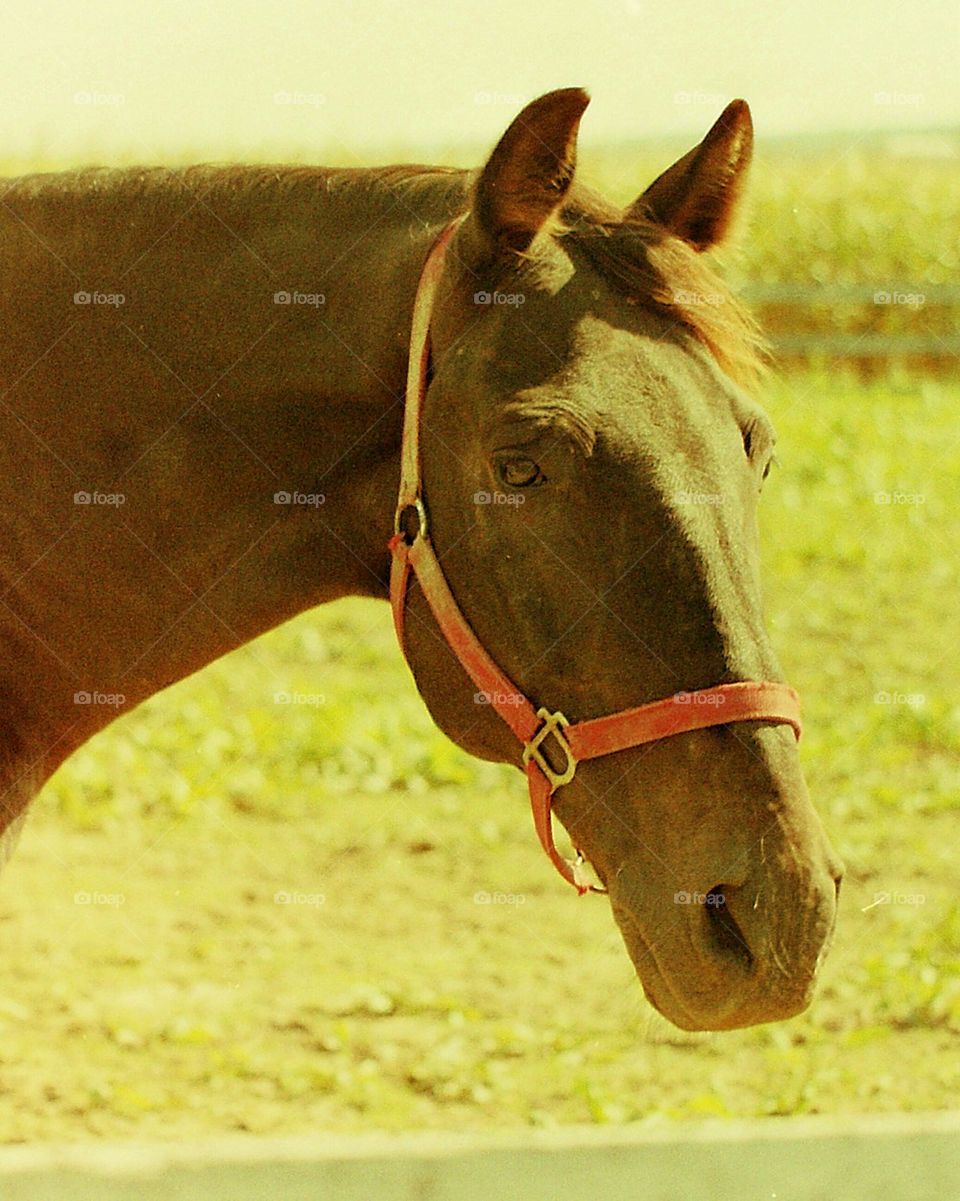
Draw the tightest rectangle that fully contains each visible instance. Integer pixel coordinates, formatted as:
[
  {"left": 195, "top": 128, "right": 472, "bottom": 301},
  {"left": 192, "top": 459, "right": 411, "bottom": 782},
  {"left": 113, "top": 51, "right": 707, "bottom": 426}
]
[
  {"left": 522, "top": 707, "right": 577, "bottom": 791},
  {"left": 394, "top": 497, "right": 428, "bottom": 545}
]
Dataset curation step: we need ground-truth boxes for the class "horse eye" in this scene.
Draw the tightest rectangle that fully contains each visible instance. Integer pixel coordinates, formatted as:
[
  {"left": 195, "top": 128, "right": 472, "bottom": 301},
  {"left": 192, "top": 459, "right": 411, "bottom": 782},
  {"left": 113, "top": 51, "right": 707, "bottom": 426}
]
[{"left": 498, "top": 457, "right": 544, "bottom": 488}]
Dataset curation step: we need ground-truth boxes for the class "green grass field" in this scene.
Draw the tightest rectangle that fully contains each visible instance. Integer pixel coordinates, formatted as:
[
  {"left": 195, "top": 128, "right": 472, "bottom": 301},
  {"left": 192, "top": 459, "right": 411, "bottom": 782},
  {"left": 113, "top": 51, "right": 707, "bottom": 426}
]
[{"left": 0, "top": 368, "right": 957, "bottom": 1143}]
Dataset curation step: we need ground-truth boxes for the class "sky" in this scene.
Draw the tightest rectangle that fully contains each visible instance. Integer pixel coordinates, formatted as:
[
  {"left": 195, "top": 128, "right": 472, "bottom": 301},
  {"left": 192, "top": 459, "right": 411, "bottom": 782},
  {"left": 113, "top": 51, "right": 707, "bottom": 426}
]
[{"left": 1, "top": 0, "right": 956, "bottom": 166}]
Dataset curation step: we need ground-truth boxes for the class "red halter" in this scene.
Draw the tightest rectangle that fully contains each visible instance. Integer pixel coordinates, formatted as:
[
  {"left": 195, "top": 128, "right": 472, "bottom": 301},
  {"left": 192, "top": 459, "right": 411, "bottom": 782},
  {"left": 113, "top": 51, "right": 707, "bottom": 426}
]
[{"left": 388, "top": 219, "right": 801, "bottom": 894}]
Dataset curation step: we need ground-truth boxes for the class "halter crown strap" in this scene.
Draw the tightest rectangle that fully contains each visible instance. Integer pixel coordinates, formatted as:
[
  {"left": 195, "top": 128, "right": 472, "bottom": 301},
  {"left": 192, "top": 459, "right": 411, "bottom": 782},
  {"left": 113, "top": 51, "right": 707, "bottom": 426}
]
[{"left": 389, "top": 219, "right": 802, "bottom": 895}]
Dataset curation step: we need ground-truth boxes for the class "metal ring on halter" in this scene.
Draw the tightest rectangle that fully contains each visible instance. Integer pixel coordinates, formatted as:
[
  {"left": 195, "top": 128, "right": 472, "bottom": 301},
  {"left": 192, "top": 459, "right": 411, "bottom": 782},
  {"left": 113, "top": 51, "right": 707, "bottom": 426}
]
[{"left": 394, "top": 497, "right": 428, "bottom": 546}]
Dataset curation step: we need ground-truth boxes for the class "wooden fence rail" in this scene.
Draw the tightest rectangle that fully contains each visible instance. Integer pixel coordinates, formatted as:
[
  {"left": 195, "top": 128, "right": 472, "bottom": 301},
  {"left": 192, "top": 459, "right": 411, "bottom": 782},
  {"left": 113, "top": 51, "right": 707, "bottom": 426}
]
[
  {"left": 741, "top": 283, "right": 960, "bottom": 356},
  {"left": 0, "top": 1111, "right": 957, "bottom": 1201}
]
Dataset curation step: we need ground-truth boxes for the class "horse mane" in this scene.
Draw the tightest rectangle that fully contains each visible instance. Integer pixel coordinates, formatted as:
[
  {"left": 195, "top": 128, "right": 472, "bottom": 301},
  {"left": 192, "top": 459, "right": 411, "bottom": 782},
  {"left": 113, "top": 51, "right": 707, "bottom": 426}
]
[
  {"left": 559, "top": 184, "right": 767, "bottom": 389},
  {"left": 2, "top": 162, "right": 470, "bottom": 227}
]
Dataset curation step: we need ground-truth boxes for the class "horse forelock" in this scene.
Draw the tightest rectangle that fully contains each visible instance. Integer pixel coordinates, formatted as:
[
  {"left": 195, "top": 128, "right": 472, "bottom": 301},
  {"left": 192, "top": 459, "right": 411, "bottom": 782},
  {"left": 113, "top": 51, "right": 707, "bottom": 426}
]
[{"left": 558, "top": 184, "right": 767, "bottom": 390}]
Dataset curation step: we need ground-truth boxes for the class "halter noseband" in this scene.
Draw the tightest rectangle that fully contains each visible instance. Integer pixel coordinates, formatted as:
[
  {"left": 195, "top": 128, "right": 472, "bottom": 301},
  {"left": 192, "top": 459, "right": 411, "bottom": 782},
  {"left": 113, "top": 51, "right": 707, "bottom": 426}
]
[{"left": 388, "top": 219, "right": 801, "bottom": 895}]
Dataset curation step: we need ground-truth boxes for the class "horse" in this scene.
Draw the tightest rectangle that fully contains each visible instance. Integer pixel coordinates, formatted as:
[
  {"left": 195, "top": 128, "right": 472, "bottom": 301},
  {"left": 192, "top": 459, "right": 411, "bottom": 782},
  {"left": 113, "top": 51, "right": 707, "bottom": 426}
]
[{"left": 0, "top": 88, "right": 842, "bottom": 1032}]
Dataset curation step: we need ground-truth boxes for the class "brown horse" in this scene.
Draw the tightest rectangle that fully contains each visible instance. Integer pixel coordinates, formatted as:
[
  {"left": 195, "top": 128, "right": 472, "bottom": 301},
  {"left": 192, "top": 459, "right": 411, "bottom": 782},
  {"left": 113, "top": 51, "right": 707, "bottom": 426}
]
[{"left": 0, "top": 89, "right": 841, "bottom": 1031}]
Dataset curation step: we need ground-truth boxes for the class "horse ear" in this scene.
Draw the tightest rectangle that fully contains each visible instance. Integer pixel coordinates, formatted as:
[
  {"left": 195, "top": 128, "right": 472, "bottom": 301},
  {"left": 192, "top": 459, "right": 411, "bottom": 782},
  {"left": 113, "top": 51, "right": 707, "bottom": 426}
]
[
  {"left": 627, "top": 99, "right": 753, "bottom": 251},
  {"left": 468, "top": 88, "right": 590, "bottom": 258}
]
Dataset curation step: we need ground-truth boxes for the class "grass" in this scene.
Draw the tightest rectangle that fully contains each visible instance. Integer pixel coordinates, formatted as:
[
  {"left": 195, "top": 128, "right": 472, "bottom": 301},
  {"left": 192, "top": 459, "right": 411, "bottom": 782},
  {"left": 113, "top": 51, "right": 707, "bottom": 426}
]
[{"left": 0, "top": 369, "right": 957, "bottom": 1143}]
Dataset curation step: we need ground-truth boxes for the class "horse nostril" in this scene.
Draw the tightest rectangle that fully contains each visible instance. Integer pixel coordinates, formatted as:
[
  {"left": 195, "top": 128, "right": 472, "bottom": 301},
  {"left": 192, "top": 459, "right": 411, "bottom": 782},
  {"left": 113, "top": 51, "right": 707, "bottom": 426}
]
[
  {"left": 834, "top": 873, "right": 843, "bottom": 901},
  {"left": 705, "top": 885, "right": 753, "bottom": 971}
]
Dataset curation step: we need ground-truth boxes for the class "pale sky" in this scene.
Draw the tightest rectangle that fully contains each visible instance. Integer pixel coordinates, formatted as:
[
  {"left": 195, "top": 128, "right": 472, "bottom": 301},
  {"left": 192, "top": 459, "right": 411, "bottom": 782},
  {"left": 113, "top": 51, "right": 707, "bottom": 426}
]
[{"left": 1, "top": 0, "right": 956, "bottom": 167}]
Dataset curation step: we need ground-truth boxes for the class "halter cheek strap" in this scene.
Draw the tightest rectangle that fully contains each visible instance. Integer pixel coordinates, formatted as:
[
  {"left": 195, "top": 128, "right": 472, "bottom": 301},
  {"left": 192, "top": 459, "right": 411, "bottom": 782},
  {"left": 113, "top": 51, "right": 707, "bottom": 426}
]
[{"left": 388, "top": 218, "right": 802, "bottom": 895}]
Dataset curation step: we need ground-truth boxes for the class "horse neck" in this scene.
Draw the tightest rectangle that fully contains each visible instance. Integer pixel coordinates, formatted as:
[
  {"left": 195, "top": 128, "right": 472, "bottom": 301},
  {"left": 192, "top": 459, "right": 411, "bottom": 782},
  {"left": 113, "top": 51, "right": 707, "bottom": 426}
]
[{"left": 0, "top": 165, "right": 466, "bottom": 815}]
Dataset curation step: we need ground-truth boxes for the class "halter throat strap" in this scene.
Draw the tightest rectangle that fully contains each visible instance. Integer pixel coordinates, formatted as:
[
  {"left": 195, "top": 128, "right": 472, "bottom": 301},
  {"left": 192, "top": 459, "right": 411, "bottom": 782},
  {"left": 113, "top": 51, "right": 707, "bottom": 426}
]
[{"left": 388, "top": 219, "right": 801, "bottom": 895}]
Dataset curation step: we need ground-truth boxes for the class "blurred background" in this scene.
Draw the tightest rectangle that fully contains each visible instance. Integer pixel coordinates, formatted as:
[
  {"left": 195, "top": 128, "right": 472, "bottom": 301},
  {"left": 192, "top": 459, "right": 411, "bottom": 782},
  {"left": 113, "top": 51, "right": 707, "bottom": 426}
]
[{"left": 0, "top": 0, "right": 957, "bottom": 1144}]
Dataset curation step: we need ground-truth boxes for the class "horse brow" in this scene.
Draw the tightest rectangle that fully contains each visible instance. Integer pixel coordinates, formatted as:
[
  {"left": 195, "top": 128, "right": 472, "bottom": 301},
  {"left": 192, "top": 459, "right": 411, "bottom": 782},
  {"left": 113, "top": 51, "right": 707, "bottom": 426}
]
[{"left": 493, "top": 400, "right": 596, "bottom": 456}]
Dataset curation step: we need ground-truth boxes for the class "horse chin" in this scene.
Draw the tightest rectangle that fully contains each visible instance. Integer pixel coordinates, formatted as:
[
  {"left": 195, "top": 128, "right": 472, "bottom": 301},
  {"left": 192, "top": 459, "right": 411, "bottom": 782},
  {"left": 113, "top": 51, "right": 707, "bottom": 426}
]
[
  {"left": 0, "top": 814, "right": 26, "bottom": 874},
  {"left": 631, "top": 949, "right": 760, "bottom": 1033},
  {"left": 614, "top": 905, "right": 819, "bottom": 1033},
  {"left": 612, "top": 914, "right": 721, "bottom": 1032}
]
